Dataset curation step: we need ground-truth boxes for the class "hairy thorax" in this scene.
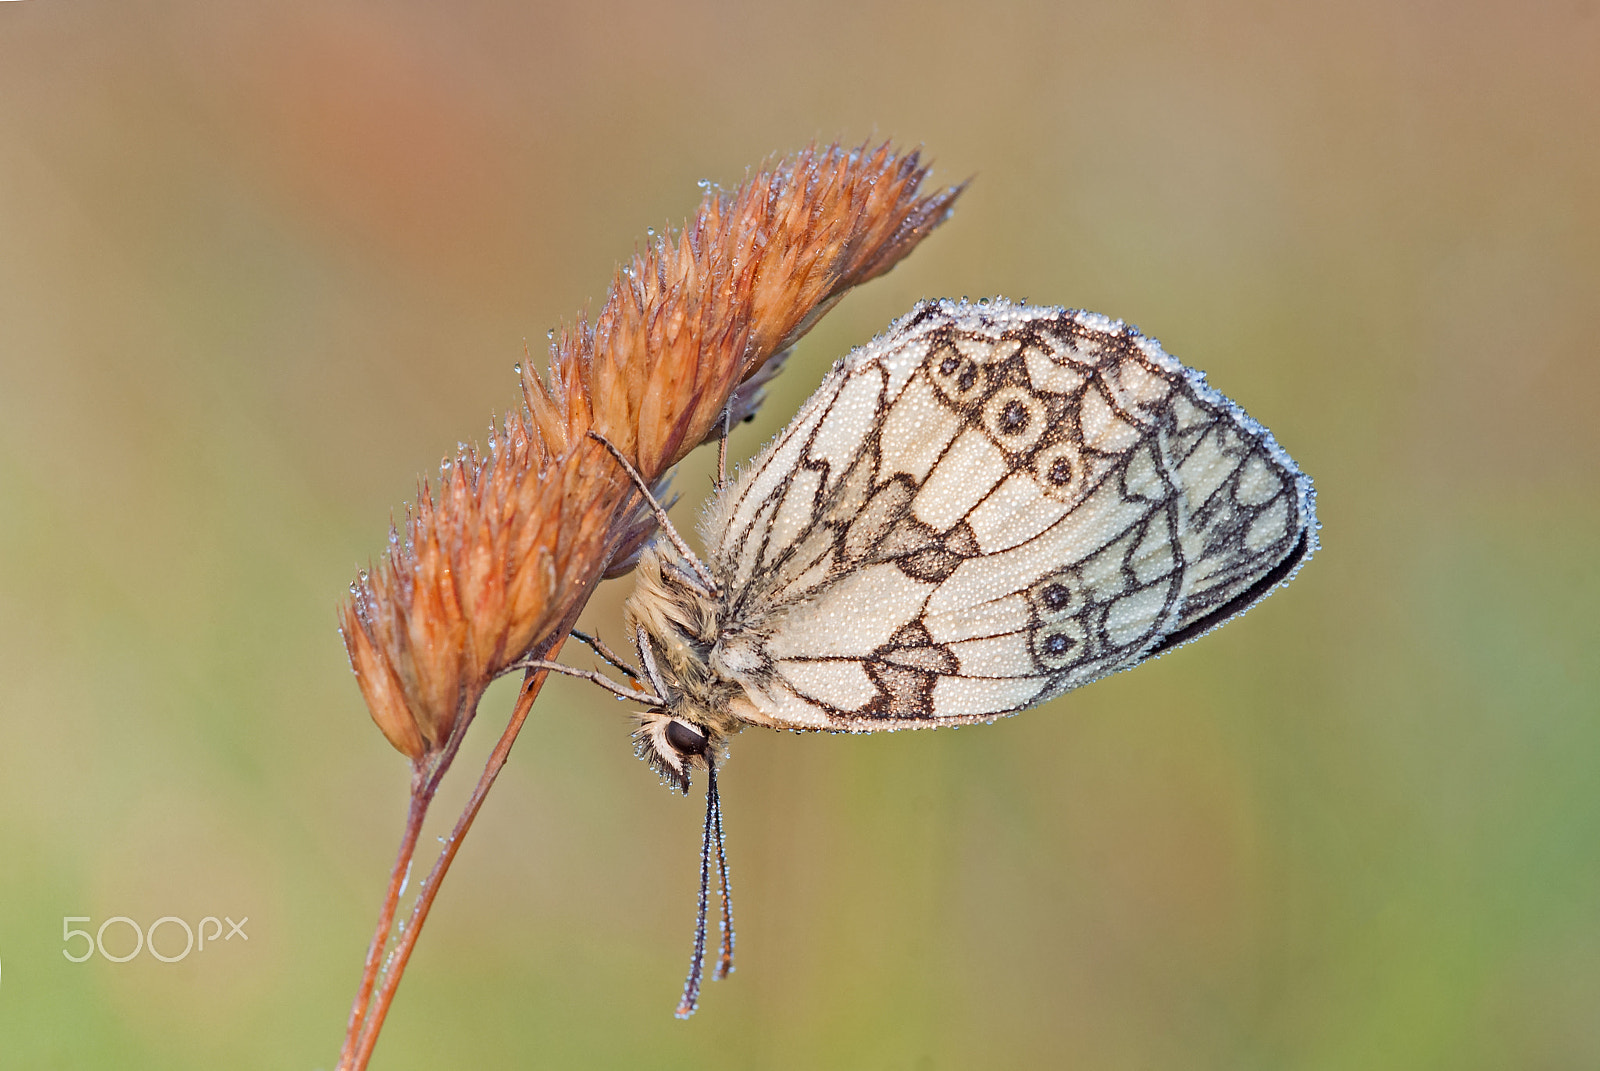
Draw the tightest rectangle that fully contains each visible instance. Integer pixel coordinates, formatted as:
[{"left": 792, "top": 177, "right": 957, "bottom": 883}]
[{"left": 622, "top": 543, "right": 770, "bottom": 740}]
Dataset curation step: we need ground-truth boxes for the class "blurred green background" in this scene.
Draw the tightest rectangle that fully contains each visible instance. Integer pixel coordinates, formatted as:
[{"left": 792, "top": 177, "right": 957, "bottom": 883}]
[{"left": 2, "top": 1, "right": 1596, "bottom": 1067}]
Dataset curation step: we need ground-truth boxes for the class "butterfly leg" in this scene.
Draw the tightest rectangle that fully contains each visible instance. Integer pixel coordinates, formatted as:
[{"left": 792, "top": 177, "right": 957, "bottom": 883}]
[
  {"left": 588, "top": 431, "right": 717, "bottom": 592},
  {"left": 506, "top": 658, "right": 662, "bottom": 705},
  {"left": 633, "top": 624, "right": 672, "bottom": 702},
  {"left": 569, "top": 628, "right": 641, "bottom": 682},
  {"left": 715, "top": 403, "right": 732, "bottom": 491}
]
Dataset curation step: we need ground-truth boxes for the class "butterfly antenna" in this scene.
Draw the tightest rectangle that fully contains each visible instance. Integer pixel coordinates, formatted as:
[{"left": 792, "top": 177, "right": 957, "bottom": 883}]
[
  {"left": 710, "top": 764, "right": 735, "bottom": 979},
  {"left": 674, "top": 768, "right": 718, "bottom": 1018},
  {"left": 588, "top": 431, "right": 716, "bottom": 592}
]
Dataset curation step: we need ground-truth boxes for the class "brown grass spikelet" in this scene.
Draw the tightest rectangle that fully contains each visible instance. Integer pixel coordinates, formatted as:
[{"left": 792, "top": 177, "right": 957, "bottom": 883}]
[{"left": 339, "top": 141, "right": 963, "bottom": 762}]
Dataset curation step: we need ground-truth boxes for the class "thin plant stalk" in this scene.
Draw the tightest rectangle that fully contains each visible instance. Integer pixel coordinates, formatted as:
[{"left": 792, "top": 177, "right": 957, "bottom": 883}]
[
  {"left": 335, "top": 679, "right": 493, "bottom": 1063},
  {"left": 337, "top": 777, "right": 429, "bottom": 1053},
  {"left": 337, "top": 644, "right": 566, "bottom": 1071}
]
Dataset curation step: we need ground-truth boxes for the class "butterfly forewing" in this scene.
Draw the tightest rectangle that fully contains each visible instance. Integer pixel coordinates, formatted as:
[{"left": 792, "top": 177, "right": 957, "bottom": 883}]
[{"left": 700, "top": 299, "right": 1316, "bottom": 732}]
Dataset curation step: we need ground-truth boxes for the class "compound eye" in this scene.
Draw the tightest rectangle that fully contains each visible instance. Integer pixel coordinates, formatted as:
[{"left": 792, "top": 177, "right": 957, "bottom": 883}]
[{"left": 664, "top": 719, "right": 709, "bottom": 757}]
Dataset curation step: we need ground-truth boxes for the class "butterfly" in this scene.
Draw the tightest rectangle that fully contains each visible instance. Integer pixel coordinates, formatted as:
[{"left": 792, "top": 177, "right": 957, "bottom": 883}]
[{"left": 526, "top": 298, "right": 1318, "bottom": 1015}]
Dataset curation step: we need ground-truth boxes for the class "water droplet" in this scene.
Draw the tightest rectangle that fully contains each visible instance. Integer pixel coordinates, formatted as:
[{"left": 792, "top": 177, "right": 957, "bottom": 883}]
[
  {"left": 547, "top": 329, "right": 555, "bottom": 340},
  {"left": 513, "top": 362, "right": 522, "bottom": 374}
]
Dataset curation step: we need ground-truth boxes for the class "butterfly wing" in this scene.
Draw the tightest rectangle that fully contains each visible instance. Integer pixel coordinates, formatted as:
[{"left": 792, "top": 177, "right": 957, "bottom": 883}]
[{"left": 702, "top": 299, "right": 1316, "bottom": 732}]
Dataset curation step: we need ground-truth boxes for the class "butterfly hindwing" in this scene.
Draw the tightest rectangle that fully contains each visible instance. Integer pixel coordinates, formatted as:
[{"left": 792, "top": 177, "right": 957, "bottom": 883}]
[{"left": 700, "top": 300, "right": 1316, "bottom": 732}]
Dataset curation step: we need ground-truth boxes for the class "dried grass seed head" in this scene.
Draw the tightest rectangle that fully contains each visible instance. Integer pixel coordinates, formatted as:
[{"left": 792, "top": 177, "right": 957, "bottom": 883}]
[{"left": 342, "top": 141, "right": 963, "bottom": 762}]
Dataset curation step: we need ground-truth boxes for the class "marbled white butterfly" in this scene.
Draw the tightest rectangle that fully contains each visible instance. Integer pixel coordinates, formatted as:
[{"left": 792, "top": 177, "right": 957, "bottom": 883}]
[{"left": 530, "top": 297, "right": 1318, "bottom": 1015}]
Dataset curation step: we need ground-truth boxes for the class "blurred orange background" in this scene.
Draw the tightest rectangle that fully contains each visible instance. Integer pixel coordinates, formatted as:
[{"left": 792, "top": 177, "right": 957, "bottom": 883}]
[{"left": 2, "top": 1, "right": 1597, "bottom": 1067}]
